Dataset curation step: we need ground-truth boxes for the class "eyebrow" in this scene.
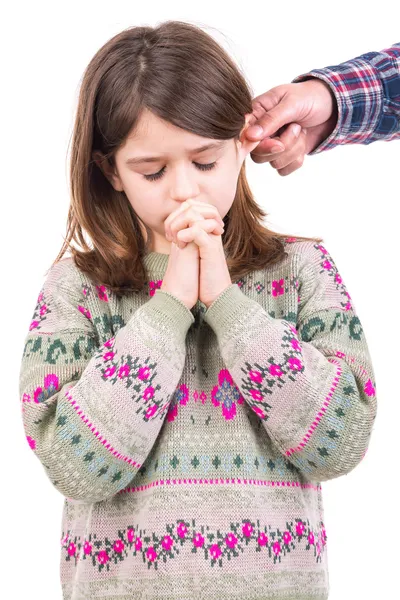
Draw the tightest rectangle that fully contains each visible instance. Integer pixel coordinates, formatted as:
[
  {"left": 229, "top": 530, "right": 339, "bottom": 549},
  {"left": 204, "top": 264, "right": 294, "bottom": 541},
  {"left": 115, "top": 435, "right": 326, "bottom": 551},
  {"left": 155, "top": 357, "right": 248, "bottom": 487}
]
[{"left": 125, "top": 140, "right": 227, "bottom": 166}]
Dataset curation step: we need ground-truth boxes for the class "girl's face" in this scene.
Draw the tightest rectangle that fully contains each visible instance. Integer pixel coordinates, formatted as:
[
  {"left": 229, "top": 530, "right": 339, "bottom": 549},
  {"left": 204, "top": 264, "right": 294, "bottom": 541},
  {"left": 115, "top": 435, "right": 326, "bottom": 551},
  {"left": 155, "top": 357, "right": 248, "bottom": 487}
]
[{"left": 93, "top": 108, "right": 258, "bottom": 253}]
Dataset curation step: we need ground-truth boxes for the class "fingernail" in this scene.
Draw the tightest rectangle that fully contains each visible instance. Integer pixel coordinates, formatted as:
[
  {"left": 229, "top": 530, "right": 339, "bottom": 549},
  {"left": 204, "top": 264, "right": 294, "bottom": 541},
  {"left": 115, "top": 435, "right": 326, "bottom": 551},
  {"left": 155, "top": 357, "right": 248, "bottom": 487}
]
[
  {"left": 271, "top": 145, "right": 284, "bottom": 154},
  {"left": 292, "top": 124, "right": 301, "bottom": 137},
  {"left": 247, "top": 125, "right": 263, "bottom": 137}
]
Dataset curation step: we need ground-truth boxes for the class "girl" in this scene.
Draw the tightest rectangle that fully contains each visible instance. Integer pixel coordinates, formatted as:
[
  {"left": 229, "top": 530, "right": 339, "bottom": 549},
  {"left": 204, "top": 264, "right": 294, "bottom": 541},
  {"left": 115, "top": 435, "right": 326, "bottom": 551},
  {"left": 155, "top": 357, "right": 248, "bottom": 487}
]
[{"left": 19, "top": 20, "right": 377, "bottom": 600}]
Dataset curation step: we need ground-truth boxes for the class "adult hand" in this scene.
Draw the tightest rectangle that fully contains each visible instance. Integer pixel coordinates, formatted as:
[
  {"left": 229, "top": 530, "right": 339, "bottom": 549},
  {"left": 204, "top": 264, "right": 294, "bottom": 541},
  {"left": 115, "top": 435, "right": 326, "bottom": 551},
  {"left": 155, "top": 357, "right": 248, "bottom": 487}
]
[{"left": 244, "top": 79, "right": 339, "bottom": 176}]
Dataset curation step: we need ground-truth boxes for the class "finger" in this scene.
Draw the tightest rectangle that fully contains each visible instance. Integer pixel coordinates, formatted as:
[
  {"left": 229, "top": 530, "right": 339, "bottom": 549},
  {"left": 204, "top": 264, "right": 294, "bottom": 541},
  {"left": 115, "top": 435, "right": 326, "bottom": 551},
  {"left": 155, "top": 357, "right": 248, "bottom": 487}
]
[
  {"left": 176, "top": 226, "right": 211, "bottom": 253},
  {"left": 276, "top": 156, "right": 305, "bottom": 177},
  {"left": 277, "top": 122, "right": 301, "bottom": 149},
  {"left": 269, "top": 128, "right": 306, "bottom": 171},
  {"left": 166, "top": 204, "right": 223, "bottom": 240},
  {"left": 176, "top": 219, "right": 224, "bottom": 249},
  {"left": 177, "top": 219, "right": 224, "bottom": 242},
  {"left": 167, "top": 208, "right": 205, "bottom": 242},
  {"left": 246, "top": 98, "right": 300, "bottom": 140},
  {"left": 164, "top": 199, "right": 224, "bottom": 232},
  {"left": 246, "top": 88, "right": 287, "bottom": 126},
  {"left": 164, "top": 199, "right": 194, "bottom": 233},
  {"left": 185, "top": 199, "right": 225, "bottom": 225},
  {"left": 249, "top": 121, "right": 302, "bottom": 161},
  {"left": 250, "top": 137, "right": 286, "bottom": 157}
]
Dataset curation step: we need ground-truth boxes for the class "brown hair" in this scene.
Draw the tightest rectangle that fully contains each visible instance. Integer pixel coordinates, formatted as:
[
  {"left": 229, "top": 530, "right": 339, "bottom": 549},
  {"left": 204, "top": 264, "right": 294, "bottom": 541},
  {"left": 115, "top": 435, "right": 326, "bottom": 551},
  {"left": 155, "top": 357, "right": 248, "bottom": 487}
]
[{"left": 53, "top": 20, "right": 322, "bottom": 297}]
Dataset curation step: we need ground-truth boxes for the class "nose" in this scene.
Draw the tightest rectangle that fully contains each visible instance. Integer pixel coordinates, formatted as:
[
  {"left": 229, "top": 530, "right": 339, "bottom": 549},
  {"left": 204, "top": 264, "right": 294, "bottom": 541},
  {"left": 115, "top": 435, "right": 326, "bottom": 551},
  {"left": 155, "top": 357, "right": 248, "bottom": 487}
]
[{"left": 169, "top": 164, "right": 200, "bottom": 202}]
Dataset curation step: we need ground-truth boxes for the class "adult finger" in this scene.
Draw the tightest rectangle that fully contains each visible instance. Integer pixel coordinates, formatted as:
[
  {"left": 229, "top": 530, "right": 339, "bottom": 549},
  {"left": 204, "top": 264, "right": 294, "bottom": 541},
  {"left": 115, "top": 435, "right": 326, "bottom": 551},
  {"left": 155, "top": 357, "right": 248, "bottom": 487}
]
[
  {"left": 250, "top": 123, "right": 302, "bottom": 163},
  {"left": 276, "top": 157, "right": 305, "bottom": 177},
  {"left": 246, "top": 97, "right": 300, "bottom": 140},
  {"left": 250, "top": 136, "right": 286, "bottom": 156},
  {"left": 269, "top": 127, "right": 306, "bottom": 170}
]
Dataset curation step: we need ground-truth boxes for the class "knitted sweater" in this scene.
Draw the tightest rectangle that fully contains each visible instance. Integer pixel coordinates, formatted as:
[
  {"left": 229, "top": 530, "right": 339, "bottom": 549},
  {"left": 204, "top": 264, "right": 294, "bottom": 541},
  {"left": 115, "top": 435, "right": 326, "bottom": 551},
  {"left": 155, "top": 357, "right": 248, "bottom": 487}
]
[{"left": 19, "top": 238, "right": 377, "bottom": 600}]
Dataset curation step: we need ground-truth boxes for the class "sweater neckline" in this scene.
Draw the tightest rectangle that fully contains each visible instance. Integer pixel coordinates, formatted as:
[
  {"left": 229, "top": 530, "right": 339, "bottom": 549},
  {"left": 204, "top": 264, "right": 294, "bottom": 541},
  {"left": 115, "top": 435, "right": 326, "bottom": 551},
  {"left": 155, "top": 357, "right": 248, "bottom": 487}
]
[{"left": 142, "top": 251, "right": 170, "bottom": 274}]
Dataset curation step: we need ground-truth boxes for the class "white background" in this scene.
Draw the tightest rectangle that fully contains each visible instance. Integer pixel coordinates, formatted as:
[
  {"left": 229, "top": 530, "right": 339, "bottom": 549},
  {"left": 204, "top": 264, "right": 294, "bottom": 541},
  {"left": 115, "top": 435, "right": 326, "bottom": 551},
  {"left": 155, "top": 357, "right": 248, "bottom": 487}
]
[{"left": 2, "top": 1, "right": 399, "bottom": 598}]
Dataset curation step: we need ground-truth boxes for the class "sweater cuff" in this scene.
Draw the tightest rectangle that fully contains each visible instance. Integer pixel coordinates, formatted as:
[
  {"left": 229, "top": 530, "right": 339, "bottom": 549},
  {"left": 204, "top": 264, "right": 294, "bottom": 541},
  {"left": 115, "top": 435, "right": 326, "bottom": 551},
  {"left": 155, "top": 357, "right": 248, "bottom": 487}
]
[
  {"left": 133, "top": 289, "right": 195, "bottom": 344},
  {"left": 203, "top": 283, "right": 266, "bottom": 341}
]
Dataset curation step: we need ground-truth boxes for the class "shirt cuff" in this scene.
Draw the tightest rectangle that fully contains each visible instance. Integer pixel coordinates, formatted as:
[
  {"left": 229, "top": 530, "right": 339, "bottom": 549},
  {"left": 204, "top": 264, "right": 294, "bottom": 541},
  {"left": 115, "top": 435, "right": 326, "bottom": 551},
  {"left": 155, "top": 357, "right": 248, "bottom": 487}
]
[{"left": 291, "top": 71, "right": 349, "bottom": 154}]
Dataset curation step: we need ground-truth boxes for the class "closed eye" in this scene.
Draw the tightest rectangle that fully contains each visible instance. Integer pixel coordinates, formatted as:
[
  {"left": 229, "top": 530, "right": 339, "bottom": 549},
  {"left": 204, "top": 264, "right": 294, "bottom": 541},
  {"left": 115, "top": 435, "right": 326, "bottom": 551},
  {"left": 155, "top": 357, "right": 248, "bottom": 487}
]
[{"left": 143, "top": 161, "right": 217, "bottom": 181}]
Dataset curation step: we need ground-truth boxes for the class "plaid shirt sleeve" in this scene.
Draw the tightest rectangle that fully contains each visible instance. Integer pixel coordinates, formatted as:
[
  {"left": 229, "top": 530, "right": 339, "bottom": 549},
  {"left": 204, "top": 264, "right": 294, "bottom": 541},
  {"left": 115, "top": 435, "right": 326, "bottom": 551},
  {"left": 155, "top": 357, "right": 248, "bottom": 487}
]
[{"left": 292, "top": 43, "right": 400, "bottom": 154}]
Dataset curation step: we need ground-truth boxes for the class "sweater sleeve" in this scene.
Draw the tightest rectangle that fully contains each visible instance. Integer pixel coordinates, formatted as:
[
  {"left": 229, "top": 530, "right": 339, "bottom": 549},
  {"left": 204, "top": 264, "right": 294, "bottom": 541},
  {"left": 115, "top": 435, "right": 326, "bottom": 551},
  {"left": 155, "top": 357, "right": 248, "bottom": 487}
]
[
  {"left": 203, "top": 242, "right": 377, "bottom": 483},
  {"left": 19, "top": 259, "right": 194, "bottom": 503},
  {"left": 292, "top": 43, "right": 400, "bottom": 154}
]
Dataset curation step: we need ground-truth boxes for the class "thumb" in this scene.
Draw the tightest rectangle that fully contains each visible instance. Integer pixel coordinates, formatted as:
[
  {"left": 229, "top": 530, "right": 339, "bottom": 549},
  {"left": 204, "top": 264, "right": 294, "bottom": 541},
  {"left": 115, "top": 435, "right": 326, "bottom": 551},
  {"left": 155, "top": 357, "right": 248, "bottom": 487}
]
[{"left": 247, "top": 99, "right": 300, "bottom": 139}]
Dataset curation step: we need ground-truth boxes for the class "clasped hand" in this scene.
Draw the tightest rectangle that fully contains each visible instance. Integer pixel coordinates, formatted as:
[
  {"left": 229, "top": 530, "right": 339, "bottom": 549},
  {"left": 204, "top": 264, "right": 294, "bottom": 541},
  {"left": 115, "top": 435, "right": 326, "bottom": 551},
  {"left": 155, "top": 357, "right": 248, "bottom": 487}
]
[{"left": 163, "top": 198, "right": 232, "bottom": 308}]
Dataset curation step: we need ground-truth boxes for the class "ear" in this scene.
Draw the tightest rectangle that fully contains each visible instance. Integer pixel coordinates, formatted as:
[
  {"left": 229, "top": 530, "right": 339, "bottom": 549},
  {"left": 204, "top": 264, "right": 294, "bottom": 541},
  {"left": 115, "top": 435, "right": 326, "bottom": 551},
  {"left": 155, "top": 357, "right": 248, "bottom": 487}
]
[
  {"left": 92, "top": 151, "right": 124, "bottom": 192},
  {"left": 235, "top": 114, "right": 262, "bottom": 162}
]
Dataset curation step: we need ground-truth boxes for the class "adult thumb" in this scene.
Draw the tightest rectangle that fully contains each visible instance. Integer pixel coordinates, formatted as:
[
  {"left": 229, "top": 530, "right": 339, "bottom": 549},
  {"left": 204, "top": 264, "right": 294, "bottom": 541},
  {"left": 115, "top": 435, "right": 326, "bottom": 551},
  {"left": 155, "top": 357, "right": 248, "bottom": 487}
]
[{"left": 247, "top": 99, "right": 299, "bottom": 139}]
